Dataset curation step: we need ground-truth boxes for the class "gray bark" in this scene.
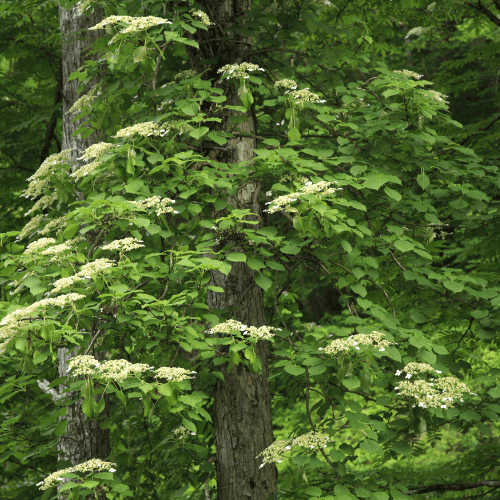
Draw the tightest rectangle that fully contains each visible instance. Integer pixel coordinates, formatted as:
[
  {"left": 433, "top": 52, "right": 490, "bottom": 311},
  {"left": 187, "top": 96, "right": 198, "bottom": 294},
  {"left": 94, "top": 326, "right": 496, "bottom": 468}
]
[
  {"left": 57, "top": 0, "right": 110, "bottom": 481},
  {"left": 188, "top": 1, "right": 277, "bottom": 498}
]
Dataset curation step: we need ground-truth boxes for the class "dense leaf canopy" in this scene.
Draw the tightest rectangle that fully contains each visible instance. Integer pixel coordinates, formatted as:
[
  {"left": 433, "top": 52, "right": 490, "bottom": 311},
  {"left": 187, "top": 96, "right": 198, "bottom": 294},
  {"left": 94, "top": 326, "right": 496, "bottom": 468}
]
[{"left": 1, "top": 0, "right": 500, "bottom": 499}]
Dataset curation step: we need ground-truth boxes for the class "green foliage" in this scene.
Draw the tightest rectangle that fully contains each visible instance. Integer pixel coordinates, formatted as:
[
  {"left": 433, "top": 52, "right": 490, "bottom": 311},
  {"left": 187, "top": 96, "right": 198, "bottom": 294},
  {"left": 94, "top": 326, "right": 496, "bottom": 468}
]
[{"left": 1, "top": 0, "right": 500, "bottom": 499}]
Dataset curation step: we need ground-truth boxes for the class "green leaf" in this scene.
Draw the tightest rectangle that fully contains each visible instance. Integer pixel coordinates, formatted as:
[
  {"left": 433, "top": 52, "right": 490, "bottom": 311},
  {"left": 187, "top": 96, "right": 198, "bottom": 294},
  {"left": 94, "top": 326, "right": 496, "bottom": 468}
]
[
  {"left": 226, "top": 252, "right": 247, "bottom": 262},
  {"left": 247, "top": 256, "right": 265, "bottom": 271},
  {"left": 81, "top": 398, "right": 94, "bottom": 418},
  {"left": 416, "top": 172, "right": 430, "bottom": 190},
  {"left": 443, "top": 281, "right": 464, "bottom": 293},
  {"left": 284, "top": 365, "right": 306, "bottom": 376},
  {"left": 461, "top": 410, "right": 481, "bottom": 421},
  {"left": 394, "top": 240, "right": 414, "bottom": 252},
  {"left": 360, "top": 439, "right": 383, "bottom": 455},
  {"left": 351, "top": 283, "right": 367, "bottom": 297},
  {"left": 133, "top": 46, "right": 147, "bottom": 63},
  {"left": 343, "top": 376, "right": 360, "bottom": 390},
  {"left": 392, "top": 441, "right": 412, "bottom": 455},
  {"left": 54, "top": 419, "right": 68, "bottom": 436},
  {"left": 384, "top": 186, "right": 402, "bottom": 202},
  {"left": 189, "top": 127, "right": 210, "bottom": 140},
  {"left": 488, "top": 387, "right": 500, "bottom": 398},
  {"left": 266, "top": 260, "right": 286, "bottom": 271},
  {"left": 288, "top": 127, "right": 301, "bottom": 142},
  {"left": 255, "top": 272, "right": 273, "bottom": 291},
  {"left": 309, "top": 364, "right": 326, "bottom": 376}
]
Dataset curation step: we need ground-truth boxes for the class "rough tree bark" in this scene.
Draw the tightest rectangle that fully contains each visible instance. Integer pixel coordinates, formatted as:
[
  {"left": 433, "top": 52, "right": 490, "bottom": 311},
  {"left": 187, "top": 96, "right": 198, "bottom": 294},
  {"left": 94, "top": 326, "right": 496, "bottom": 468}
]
[
  {"left": 57, "top": 0, "right": 110, "bottom": 475},
  {"left": 187, "top": 1, "right": 277, "bottom": 499}
]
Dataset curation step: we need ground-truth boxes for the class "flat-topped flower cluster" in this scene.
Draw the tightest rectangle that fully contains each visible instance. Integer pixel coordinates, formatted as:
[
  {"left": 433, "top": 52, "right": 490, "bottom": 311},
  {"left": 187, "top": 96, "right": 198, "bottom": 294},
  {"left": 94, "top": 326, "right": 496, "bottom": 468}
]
[
  {"left": 285, "top": 88, "right": 326, "bottom": 104},
  {"left": 274, "top": 79, "right": 298, "bottom": 91},
  {"left": 394, "top": 363, "right": 474, "bottom": 409},
  {"left": 101, "top": 237, "right": 145, "bottom": 252},
  {"left": 217, "top": 63, "right": 265, "bottom": 79},
  {"left": 67, "top": 355, "right": 196, "bottom": 383},
  {"left": 129, "top": 195, "right": 178, "bottom": 216},
  {"left": 36, "top": 458, "right": 116, "bottom": 490},
  {"left": 264, "top": 180, "right": 340, "bottom": 214},
  {"left": 190, "top": 10, "right": 214, "bottom": 27},
  {"left": 71, "top": 142, "right": 116, "bottom": 180},
  {"left": 90, "top": 15, "right": 171, "bottom": 33},
  {"left": 22, "top": 149, "right": 74, "bottom": 200},
  {"left": 257, "top": 431, "right": 330, "bottom": 467},
  {"left": 207, "top": 318, "right": 280, "bottom": 340},
  {"left": 394, "top": 69, "right": 424, "bottom": 80},
  {"left": 319, "top": 331, "right": 395, "bottom": 355}
]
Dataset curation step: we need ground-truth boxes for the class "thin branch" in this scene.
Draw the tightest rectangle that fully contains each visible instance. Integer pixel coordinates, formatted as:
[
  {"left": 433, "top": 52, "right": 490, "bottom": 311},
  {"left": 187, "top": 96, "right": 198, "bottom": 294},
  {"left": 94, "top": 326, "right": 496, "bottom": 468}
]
[
  {"left": 404, "top": 480, "right": 500, "bottom": 495},
  {"left": 465, "top": 1, "right": 500, "bottom": 27}
]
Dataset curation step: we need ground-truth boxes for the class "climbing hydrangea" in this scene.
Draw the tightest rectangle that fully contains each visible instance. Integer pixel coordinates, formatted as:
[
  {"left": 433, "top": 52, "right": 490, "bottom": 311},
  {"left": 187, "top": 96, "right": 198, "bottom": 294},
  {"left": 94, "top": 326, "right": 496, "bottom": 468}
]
[
  {"left": 90, "top": 15, "right": 171, "bottom": 32},
  {"left": 36, "top": 459, "right": 116, "bottom": 490},
  {"left": 285, "top": 88, "right": 326, "bottom": 104},
  {"left": 21, "top": 149, "right": 73, "bottom": 200},
  {"left": 129, "top": 195, "right": 178, "bottom": 216},
  {"left": 264, "top": 180, "right": 340, "bottom": 214},
  {"left": 319, "top": 331, "right": 395, "bottom": 355},
  {"left": 71, "top": 142, "right": 115, "bottom": 180},
  {"left": 16, "top": 215, "right": 44, "bottom": 241},
  {"left": 24, "top": 238, "right": 56, "bottom": 255},
  {"left": 207, "top": 319, "right": 280, "bottom": 340},
  {"left": 217, "top": 63, "right": 265, "bottom": 79},
  {"left": 25, "top": 193, "right": 57, "bottom": 217},
  {"left": 190, "top": 9, "right": 214, "bottom": 26},
  {"left": 173, "top": 425, "right": 195, "bottom": 439},
  {"left": 68, "top": 84, "right": 101, "bottom": 115},
  {"left": 68, "top": 356, "right": 152, "bottom": 381},
  {"left": 394, "top": 69, "right": 424, "bottom": 80},
  {"left": 396, "top": 377, "right": 473, "bottom": 409},
  {"left": 101, "top": 237, "right": 145, "bottom": 252},
  {"left": 114, "top": 122, "right": 164, "bottom": 139},
  {"left": 405, "top": 26, "right": 431, "bottom": 39},
  {"left": 274, "top": 79, "right": 298, "bottom": 91},
  {"left": 257, "top": 431, "right": 330, "bottom": 467},
  {"left": 0, "top": 294, "right": 86, "bottom": 328},
  {"left": 40, "top": 216, "right": 68, "bottom": 236},
  {"left": 154, "top": 367, "right": 196, "bottom": 382}
]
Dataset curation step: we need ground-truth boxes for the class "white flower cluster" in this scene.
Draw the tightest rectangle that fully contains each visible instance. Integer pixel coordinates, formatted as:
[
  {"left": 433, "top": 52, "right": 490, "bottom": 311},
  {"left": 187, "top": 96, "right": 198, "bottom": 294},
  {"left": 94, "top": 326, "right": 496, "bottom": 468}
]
[
  {"left": 319, "top": 331, "right": 395, "bottom": 355},
  {"left": 1, "top": 293, "right": 86, "bottom": 329},
  {"left": 427, "top": 2, "right": 436, "bottom": 11},
  {"left": 22, "top": 149, "right": 74, "bottom": 200},
  {"left": 394, "top": 69, "right": 424, "bottom": 80},
  {"left": 190, "top": 10, "right": 214, "bottom": 27},
  {"left": 71, "top": 142, "right": 115, "bottom": 180},
  {"left": 129, "top": 195, "right": 179, "bottom": 216},
  {"left": 396, "top": 377, "right": 473, "bottom": 409},
  {"left": 264, "top": 180, "right": 340, "bottom": 214},
  {"left": 426, "top": 90, "right": 449, "bottom": 104},
  {"left": 114, "top": 122, "right": 165, "bottom": 139},
  {"left": 90, "top": 15, "right": 171, "bottom": 33},
  {"left": 405, "top": 26, "right": 431, "bottom": 39},
  {"left": 154, "top": 367, "right": 197, "bottom": 382},
  {"left": 68, "top": 84, "right": 101, "bottom": 115},
  {"left": 68, "top": 356, "right": 152, "bottom": 381},
  {"left": 17, "top": 215, "right": 44, "bottom": 241},
  {"left": 101, "top": 237, "right": 145, "bottom": 252},
  {"left": 257, "top": 431, "right": 330, "bottom": 468},
  {"left": 24, "top": 238, "right": 56, "bottom": 255},
  {"left": 395, "top": 362, "right": 440, "bottom": 378},
  {"left": 25, "top": 193, "right": 57, "bottom": 217},
  {"left": 207, "top": 319, "right": 280, "bottom": 340},
  {"left": 217, "top": 63, "right": 265, "bottom": 80},
  {"left": 40, "top": 216, "right": 68, "bottom": 236},
  {"left": 39, "top": 237, "right": 83, "bottom": 257},
  {"left": 173, "top": 425, "right": 196, "bottom": 439},
  {"left": 274, "top": 79, "right": 297, "bottom": 90},
  {"left": 78, "top": 259, "right": 116, "bottom": 278},
  {"left": 285, "top": 88, "right": 326, "bottom": 104},
  {"left": 36, "top": 459, "right": 116, "bottom": 490}
]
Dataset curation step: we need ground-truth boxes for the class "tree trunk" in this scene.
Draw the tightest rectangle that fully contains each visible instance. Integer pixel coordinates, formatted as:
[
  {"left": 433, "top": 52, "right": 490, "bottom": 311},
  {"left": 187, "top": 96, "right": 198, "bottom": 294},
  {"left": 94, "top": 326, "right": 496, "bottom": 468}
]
[
  {"left": 188, "top": 1, "right": 277, "bottom": 498},
  {"left": 57, "top": 1, "right": 110, "bottom": 475}
]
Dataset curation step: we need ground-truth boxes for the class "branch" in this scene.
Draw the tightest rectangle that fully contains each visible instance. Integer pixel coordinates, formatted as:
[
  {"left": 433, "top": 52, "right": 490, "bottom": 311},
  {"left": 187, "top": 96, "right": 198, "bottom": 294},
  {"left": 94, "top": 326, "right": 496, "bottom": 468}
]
[
  {"left": 404, "top": 480, "right": 500, "bottom": 495},
  {"left": 459, "top": 113, "right": 500, "bottom": 145},
  {"left": 465, "top": 1, "right": 500, "bottom": 27}
]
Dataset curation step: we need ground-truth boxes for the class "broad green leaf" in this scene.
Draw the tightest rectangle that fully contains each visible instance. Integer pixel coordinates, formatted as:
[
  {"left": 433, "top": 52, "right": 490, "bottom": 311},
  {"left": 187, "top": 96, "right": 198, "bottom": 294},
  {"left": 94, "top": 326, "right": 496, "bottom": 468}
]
[
  {"left": 189, "top": 127, "right": 210, "bottom": 140},
  {"left": 255, "top": 272, "right": 273, "bottom": 290},
  {"left": 226, "top": 252, "right": 247, "bottom": 262},
  {"left": 392, "top": 441, "right": 412, "bottom": 455},
  {"left": 284, "top": 365, "right": 306, "bottom": 376}
]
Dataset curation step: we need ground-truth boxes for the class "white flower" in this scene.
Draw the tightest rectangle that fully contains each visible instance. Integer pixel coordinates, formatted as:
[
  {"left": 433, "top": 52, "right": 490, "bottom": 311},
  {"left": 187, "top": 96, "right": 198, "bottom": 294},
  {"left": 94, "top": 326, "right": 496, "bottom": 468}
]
[
  {"left": 406, "top": 374, "right": 412, "bottom": 379},
  {"left": 109, "top": 468, "right": 116, "bottom": 473},
  {"left": 379, "top": 348, "right": 385, "bottom": 351},
  {"left": 395, "top": 370, "right": 401, "bottom": 376}
]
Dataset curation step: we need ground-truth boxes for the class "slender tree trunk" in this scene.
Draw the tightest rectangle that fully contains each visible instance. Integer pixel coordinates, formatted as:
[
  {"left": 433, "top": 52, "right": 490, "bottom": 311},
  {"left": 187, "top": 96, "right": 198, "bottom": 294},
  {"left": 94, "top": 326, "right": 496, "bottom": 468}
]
[
  {"left": 188, "top": 1, "right": 277, "bottom": 498},
  {"left": 57, "top": 1, "right": 110, "bottom": 476}
]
